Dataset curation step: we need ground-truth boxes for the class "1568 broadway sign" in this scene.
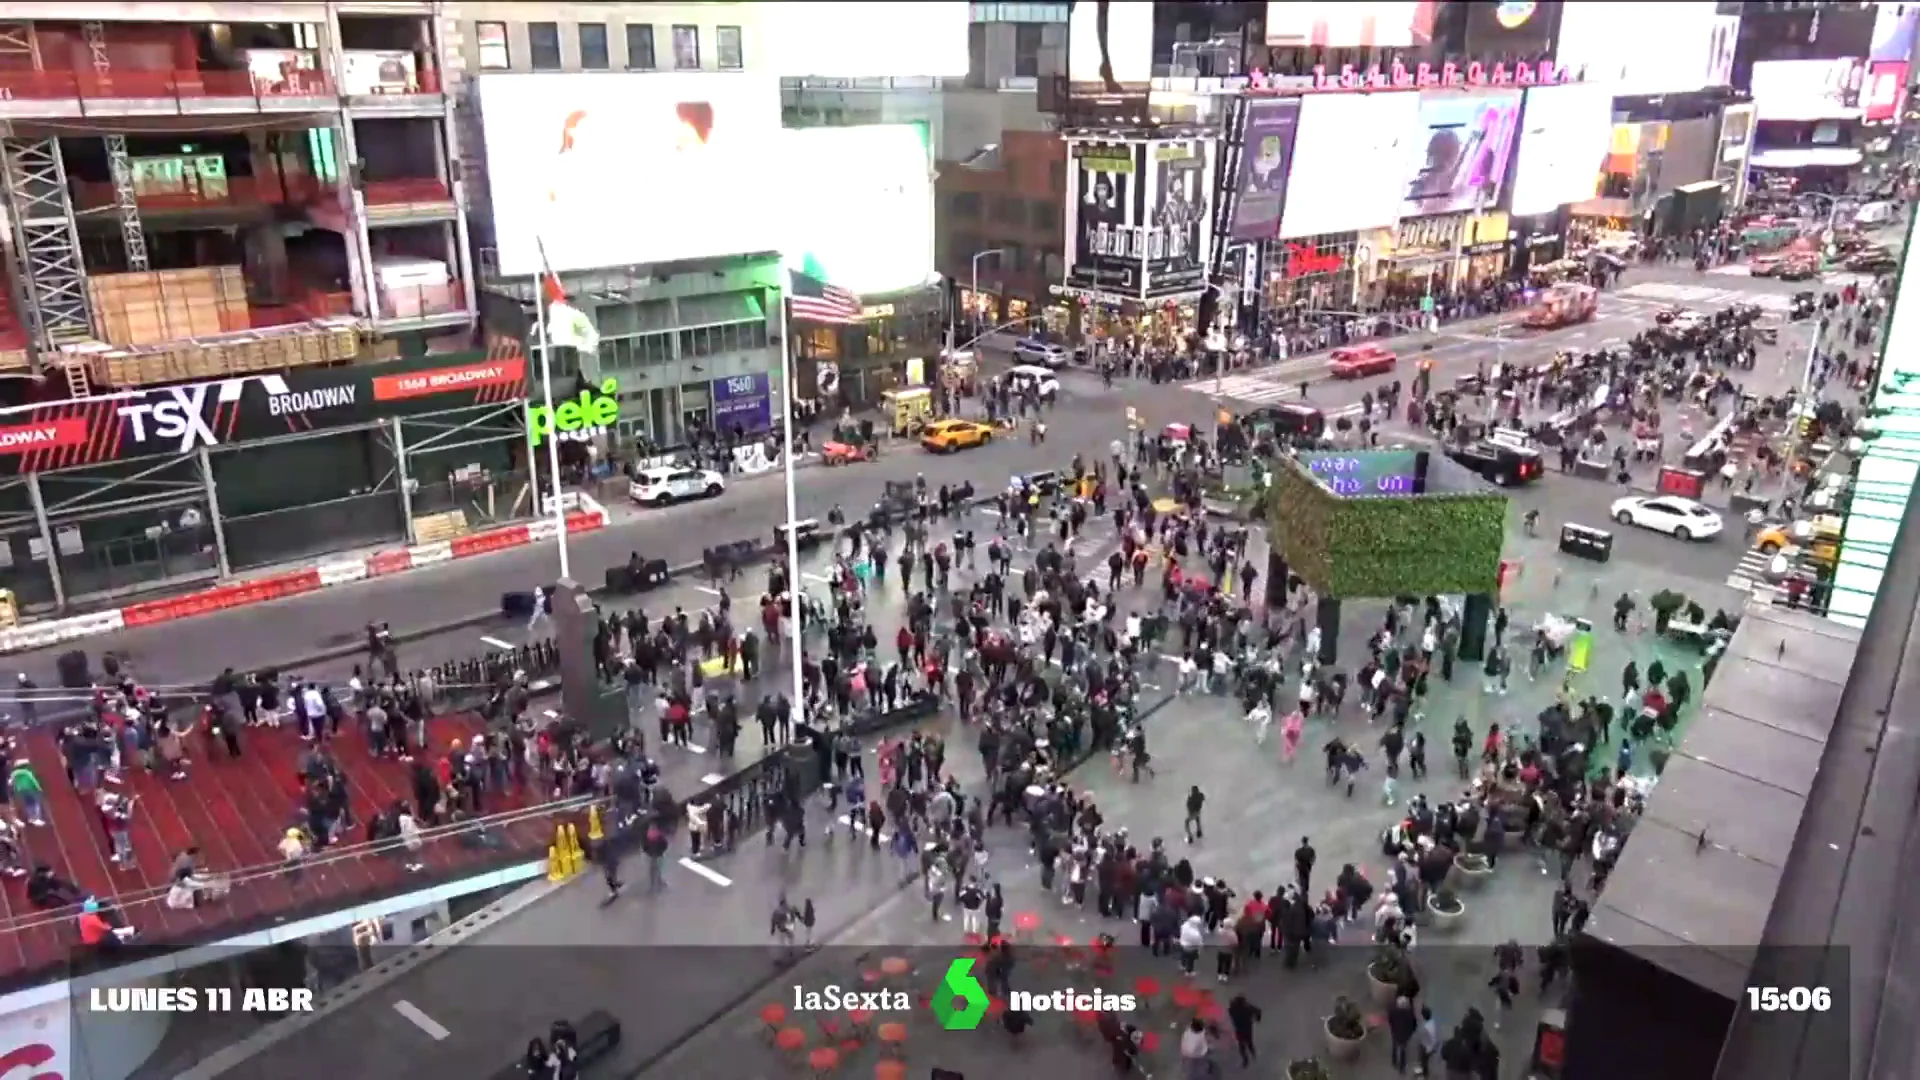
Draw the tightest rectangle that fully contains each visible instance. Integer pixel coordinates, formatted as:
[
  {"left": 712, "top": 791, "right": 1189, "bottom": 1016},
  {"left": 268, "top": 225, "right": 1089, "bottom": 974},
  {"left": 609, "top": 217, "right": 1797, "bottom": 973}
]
[{"left": 0, "top": 349, "right": 528, "bottom": 477}]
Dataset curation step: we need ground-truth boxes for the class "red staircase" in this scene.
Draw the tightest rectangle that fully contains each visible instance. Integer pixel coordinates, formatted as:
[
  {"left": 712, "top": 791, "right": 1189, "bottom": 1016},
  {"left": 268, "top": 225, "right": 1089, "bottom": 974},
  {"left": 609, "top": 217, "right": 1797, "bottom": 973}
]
[{"left": 0, "top": 710, "right": 567, "bottom": 986}]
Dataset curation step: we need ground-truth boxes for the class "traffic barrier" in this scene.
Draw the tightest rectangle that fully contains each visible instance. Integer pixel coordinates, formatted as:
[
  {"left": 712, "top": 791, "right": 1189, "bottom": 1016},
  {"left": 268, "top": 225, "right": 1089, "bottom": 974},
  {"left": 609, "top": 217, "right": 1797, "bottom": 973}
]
[{"left": 0, "top": 492, "right": 613, "bottom": 652}]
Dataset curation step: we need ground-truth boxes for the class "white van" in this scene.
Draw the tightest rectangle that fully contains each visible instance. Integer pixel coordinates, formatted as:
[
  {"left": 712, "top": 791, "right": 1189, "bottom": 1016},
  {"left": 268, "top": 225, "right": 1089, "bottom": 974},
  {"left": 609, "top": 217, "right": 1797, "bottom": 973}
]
[
  {"left": 1855, "top": 201, "right": 1895, "bottom": 226},
  {"left": 1006, "top": 364, "right": 1062, "bottom": 401}
]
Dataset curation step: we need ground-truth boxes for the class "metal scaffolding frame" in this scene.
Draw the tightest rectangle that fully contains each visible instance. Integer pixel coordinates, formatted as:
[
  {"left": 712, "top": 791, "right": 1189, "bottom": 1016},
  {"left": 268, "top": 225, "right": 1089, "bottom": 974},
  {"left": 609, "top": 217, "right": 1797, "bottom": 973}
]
[
  {"left": 0, "top": 137, "right": 94, "bottom": 351},
  {"left": 392, "top": 403, "right": 527, "bottom": 530},
  {"left": 85, "top": 21, "right": 150, "bottom": 275}
]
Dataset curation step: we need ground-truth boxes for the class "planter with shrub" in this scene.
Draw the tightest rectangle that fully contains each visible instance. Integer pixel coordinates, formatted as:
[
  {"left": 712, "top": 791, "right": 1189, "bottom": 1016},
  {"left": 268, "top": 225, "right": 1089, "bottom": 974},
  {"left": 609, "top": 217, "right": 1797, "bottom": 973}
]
[
  {"left": 1324, "top": 997, "right": 1366, "bottom": 1062},
  {"left": 1426, "top": 887, "right": 1465, "bottom": 934},
  {"left": 1367, "top": 943, "right": 1414, "bottom": 1006},
  {"left": 1451, "top": 851, "right": 1493, "bottom": 890}
]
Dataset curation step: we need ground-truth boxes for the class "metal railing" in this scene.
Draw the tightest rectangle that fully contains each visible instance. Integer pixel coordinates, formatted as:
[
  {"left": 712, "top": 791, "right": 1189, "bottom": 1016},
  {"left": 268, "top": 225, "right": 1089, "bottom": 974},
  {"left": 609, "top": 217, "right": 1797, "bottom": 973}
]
[
  {"left": 362, "top": 178, "right": 454, "bottom": 205},
  {"left": 0, "top": 66, "right": 335, "bottom": 108},
  {"left": 73, "top": 174, "right": 451, "bottom": 213}
]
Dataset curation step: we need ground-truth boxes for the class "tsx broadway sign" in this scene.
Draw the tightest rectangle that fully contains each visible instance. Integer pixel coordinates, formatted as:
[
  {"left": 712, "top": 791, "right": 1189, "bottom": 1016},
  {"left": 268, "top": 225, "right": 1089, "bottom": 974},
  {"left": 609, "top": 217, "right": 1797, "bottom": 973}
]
[{"left": 0, "top": 351, "right": 528, "bottom": 476}]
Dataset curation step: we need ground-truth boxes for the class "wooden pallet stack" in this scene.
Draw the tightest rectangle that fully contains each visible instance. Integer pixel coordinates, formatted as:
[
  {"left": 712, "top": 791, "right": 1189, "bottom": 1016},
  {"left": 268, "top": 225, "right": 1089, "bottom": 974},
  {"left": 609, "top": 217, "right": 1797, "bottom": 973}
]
[
  {"left": 91, "top": 318, "right": 361, "bottom": 387},
  {"left": 88, "top": 266, "right": 251, "bottom": 347}
]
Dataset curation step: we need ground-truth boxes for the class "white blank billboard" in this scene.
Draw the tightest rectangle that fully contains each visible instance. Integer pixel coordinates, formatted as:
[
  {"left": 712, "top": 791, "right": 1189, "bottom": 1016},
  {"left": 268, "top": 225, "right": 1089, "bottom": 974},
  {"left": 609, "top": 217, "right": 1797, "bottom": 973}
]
[
  {"left": 1509, "top": 83, "right": 1616, "bottom": 216},
  {"left": 477, "top": 72, "right": 784, "bottom": 278},
  {"left": 763, "top": 3, "right": 969, "bottom": 78}
]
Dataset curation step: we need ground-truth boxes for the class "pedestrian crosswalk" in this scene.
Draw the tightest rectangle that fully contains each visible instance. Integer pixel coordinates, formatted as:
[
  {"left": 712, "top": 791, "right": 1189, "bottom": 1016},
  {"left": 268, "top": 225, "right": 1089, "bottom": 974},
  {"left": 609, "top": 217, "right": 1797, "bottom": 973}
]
[
  {"left": 1180, "top": 372, "right": 1370, "bottom": 419},
  {"left": 1725, "top": 544, "right": 1782, "bottom": 599},
  {"left": 1708, "top": 264, "right": 1877, "bottom": 290},
  {"left": 1617, "top": 281, "right": 1795, "bottom": 314}
]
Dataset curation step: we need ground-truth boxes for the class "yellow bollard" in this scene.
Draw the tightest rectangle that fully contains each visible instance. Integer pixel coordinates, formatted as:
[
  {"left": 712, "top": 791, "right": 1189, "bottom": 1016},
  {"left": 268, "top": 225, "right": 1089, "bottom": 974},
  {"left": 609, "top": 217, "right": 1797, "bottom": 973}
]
[
  {"left": 587, "top": 805, "right": 605, "bottom": 843},
  {"left": 563, "top": 823, "right": 584, "bottom": 875},
  {"left": 546, "top": 845, "right": 565, "bottom": 883}
]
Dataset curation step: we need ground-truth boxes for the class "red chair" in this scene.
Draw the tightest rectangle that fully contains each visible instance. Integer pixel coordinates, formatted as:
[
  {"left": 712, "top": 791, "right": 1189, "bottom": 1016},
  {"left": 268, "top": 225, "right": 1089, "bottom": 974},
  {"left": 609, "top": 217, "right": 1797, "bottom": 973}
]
[
  {"left": 817, "top": 1015, "right": 843, "bottom": 1042},
  {"left": 1133, "top": 976, "right": 1162, "bottom": 1004},
  {"left": 808, "top": 1046, "right": 841, "bottom": 1078},
  {"left": 775, "top": 1027, "right": 808, "bottom": 1060},
  {"left": 1139, "top": 1030, "right": 1162, "bottom": 1055},
  {"left": 875, "top": 1062, "right": 908, "bottom": 1080},
  {"left": 1073, "top": 1009, "right": 1101, "bottom": 1040}
]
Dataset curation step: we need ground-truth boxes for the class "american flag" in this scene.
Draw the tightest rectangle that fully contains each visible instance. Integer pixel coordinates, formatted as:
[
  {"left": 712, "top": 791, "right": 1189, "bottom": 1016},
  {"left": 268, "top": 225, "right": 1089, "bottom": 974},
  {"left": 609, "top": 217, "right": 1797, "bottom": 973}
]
[{"left": 788, "top": 269, "right": 860, "bottom": 325}]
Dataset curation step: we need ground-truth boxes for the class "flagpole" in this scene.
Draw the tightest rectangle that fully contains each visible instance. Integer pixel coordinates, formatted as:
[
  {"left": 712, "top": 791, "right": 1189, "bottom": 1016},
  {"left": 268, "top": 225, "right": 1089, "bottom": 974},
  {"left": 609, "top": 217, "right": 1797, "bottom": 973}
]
[
  {"left": 533, "top": 255, "right": 572, "bottom": 581},
  {"left": 777, "top": 288, "right": 808, "bottom": 729}
]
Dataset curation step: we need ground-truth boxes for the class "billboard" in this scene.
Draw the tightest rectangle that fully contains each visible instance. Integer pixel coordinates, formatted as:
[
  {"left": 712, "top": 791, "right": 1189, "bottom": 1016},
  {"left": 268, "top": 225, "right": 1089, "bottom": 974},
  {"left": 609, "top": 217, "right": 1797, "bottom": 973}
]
[
  {"left": 1401, "top": 91, "right": 1522, "bottom": 218},
  {"left": 1064, "top": 140, "right": 1148, "bottom": 296},
  {"left": 1279, "top": 92, "right": 1422, "bottom": 240},
  {"left": 1264, "top": 2, "right": 1437, "bottom": 48},
  {"left": 780, "top": 124, "right": 934, "bottom": 296},
  {"left": 712, "top": 372, "right": 772, "bottom": 433},
  {"left": 1554, "top": 3, "right": 1732, "bottom": 96},
  {"left": 0, "top": 351, "right": 528, "bottom": 477},
  {"left": 1509, "top": 83, "right": 1615, "bottom": 216},
  {"left": 1750, "top": 59, "right": 1866, "bottom": 121},
  {"left": 1715, "top": 103, "right": 1757, "bottom": 208},
  {"left": 1067, "top": 0, "right": 1154, "bottom": 98},
  {"left": 1229, "top": 99, "right": 1302, "bottom": 241},
  {"left": 761, "top": 3, "right": 968, "bottom": 77},
  {"left": 1867, "top": 60, "right": 1910, "bottom": 123},
  {"left": 1874, "top": 3, "right": 1919, "bottom": 63},
  {"left": 1463, "top": 0, "right": 1564, "bottom": 56},
  {"left": 1142, "top": 139, "right": 1215, "bottom": 299},
  {"left": 477, "top": 72, "right": 784, "bottom": 278}
]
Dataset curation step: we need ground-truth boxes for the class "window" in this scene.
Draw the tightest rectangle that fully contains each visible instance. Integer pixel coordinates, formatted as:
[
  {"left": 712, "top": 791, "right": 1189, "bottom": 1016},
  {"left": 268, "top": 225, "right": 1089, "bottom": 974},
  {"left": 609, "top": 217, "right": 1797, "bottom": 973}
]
[
  {"left": 716, "top": 25, "right": 743, "bottom": 70},
  {"left": 1002, "top": 244, "right": 1025, "bottom": 271},
  {"left": 578, "top": 23, "right": 610, "bottom": 70},
  {"left": 476, "top": 22, "right": 510, "bottom": 70},
  {"left": 626, "top": 24, "right": 656, "bottom": 69},
  {"left": 993, "top": 196, "right": 1021, "bottom": 223},
  {"left": 950, "top": 191, "right": 982, "bottom": 218},
  {"left": 1014, "top": 23, "right": 1043, "bottom": 78},
  {"left": 528, "top": 22, "right": 561, "bottom": 70},
  {"left": 678, "top": 321, "right": 767, "bottom": 359},
  {"left": 672, "top": 25, "right": 701, "bottom": 70},
  {"left": 1030, "top": 200, "right": 1056, "bottom": 233}
]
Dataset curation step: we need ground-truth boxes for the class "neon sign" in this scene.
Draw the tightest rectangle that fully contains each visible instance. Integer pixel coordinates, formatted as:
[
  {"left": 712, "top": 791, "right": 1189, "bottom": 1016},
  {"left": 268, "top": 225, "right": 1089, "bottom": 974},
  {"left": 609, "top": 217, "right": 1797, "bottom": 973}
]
[
  {"left": 1248, "top": 60, "right": 1572, "bottom": 94},
  {"left": 1284, "top": 243, "right": 1345, "bottom": 278}
]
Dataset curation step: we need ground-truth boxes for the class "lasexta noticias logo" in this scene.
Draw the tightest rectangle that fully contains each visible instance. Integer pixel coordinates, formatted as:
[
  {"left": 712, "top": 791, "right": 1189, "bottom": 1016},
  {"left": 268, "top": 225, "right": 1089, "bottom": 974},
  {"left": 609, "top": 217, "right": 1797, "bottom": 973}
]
[{"left": 930, "top": 958, "right": 990, "bottom": 1031}]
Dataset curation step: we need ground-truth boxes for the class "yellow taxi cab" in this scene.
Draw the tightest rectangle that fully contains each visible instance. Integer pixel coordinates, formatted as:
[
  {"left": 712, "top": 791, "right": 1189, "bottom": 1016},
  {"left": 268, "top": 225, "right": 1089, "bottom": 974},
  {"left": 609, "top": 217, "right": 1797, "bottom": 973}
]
[
  {"left": 920, "top": 418, "right": 994, "bottom": 453},
  {"left": 1756, "top": 515, "right": 1842, "bottom": 561}
]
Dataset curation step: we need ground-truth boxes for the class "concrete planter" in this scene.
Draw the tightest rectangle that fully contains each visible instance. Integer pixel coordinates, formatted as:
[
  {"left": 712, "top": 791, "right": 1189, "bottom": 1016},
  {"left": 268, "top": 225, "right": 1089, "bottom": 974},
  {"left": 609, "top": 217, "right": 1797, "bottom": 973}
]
[
  {"left": 1323, "top": 1018, "right": 1365, "bottom": 1063},
  {"left": 1426, "top": 895, "right": 1465, "bottom": 935},
  {"left": 1451, "top": 853, "right": 1494, "bottom": 891}
]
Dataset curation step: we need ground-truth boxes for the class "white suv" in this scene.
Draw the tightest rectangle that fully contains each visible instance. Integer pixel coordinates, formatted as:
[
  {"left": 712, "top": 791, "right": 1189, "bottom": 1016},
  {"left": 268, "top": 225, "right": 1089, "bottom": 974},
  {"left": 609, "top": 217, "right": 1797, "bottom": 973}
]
[{"left": 629, "top": 466, "right": 724, "bottom": 507}]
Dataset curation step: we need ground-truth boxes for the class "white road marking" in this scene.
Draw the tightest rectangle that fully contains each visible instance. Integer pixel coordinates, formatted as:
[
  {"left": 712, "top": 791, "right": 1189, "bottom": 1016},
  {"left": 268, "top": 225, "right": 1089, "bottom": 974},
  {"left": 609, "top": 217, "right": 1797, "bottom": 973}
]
[
  {"left": 694, "top": 585, "right": 724, "bottom": 596},
  {"left": 679, "top": 857, "right": 734, "bottom": 887},
  {"left": 528, "top": 679, "right": 553, "bottom": 692},
  {"left": 803, "top": 572, "right": 833, "bottom": 584},
  {"left": 392, "top": 1000, "right": 450, "bottom": 1041},
  {"left": 480, "top": 636, "right": 513, "bottom": 650},
  {"left": 543, "top": 709, "right": 559, "bottom": 719},
  {"left": 701, "top": 773, "right": 726, "bottom": 785},
  {"left": 685, "top": 743, "right": 708, "bottom": 754}
]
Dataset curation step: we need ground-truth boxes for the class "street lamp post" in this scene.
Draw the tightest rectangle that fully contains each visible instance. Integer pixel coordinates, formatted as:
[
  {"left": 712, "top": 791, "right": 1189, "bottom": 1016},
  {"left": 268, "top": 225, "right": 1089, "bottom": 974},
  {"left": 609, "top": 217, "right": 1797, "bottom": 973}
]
[{"left": 949, "top": 248, "right": 1007, "bottom": 357}]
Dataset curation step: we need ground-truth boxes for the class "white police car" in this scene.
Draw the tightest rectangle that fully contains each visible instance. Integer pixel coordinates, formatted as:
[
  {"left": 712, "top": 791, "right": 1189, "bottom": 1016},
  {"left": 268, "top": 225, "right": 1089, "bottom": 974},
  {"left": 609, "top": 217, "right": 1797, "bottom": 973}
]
[
  {"left": 1013, "top": 337, "right": 1070, "bottom": 368},
  {"left": 629, "top": 465, "right": 725, "bottom": 507}
]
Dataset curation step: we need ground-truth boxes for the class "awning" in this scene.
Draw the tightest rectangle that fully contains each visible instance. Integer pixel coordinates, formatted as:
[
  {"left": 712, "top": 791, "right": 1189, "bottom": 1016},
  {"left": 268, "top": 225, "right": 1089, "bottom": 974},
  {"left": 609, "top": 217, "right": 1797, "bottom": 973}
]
[{"left": 1750, "top": 147, "right": 1864, "bottom": 169}]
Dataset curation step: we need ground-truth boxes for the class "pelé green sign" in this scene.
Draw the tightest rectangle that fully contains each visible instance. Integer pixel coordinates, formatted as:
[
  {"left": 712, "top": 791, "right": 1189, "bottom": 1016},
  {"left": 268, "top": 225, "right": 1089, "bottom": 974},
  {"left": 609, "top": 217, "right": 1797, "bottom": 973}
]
[{"left": 528, "top": 377, "right": 618, "bottom": 446}]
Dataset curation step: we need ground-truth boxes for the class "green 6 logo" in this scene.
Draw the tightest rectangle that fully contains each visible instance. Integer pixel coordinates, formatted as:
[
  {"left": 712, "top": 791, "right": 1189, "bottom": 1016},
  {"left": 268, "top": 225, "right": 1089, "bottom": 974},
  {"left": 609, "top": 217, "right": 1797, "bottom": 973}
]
[{"left": 931, "top": 958, "right": 990, "bottom": 1031}]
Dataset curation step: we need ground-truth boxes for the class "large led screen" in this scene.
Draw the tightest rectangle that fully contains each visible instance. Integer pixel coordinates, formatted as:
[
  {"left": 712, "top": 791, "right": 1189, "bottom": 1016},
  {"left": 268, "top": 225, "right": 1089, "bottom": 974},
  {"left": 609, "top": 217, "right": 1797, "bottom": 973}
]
[
  {"left": 1874, "top": 2, "right": 1918, "bottom": 63},
  {"left": 780, "top": 124, "right": 934, "bottom": 297},
  {"left": 1280, "top": 92, "right": 1422, "bottom": 240},
  {"left": 762, "top": 3, "right": 969, "bottom": 77},
  {"left": 1508, "top": 83, "right": 1616, "bottom": 216},
  {"left": 1867, "top": 61, "right": 1909, "bottom": 122},
  {"left": 1750, "top": 59, "right": 1866, "bottom": 121},
  {"left": 1555, "top": 2, "right": 1728, "bottom": 96},
  {"left": 1068, "top": 0, "right": 1153, "bottom": 95},
  {"left": 1401, "top": 91, "right": 1522, "bottom": 218},
  {"left": 1264, "top": 2, "right": 1436, "bottom": 48},
  {"left": 478, "top": 73, "right": 784, "bottom": 278}
]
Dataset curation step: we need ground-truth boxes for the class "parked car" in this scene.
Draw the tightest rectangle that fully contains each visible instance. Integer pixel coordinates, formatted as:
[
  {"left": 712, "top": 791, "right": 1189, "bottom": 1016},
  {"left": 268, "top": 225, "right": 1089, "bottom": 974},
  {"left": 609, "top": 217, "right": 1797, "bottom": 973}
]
[
  {"left": 1611, "top": 495, "right": 1723, "bottom": 541},
  {"left": 1446, "top": 440, "right": 1544, "bottom": 487},
  {"left": 630, "top": 466, "right": 725, "bottom": 507}
]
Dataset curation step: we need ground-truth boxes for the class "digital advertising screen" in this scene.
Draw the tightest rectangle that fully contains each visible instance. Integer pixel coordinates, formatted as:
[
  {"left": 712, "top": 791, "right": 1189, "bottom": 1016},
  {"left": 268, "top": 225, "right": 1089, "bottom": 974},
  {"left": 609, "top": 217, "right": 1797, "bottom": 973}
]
[
  {"left": 1401, "top": 91, "right": 1522, "bottom": 218},
  {"left": 1508, "top": 83, "right": 1616, "bottom": 216},
  {"left": 780, "top": 124, "right": 934, "bottom": 297},
  {"left": 1554, "top": 2, "right": 1728, "bottom": 96},
  {"left": 1750, "top": 58, "right": 1866, "bottom": 121},
  {"left": 1278, "top": 91, "right": 1422, "bottom": 241},
  {"left": 1874, "top": 2, "right": 1919, "bottom": 63},
  {"left": 1264, "top": 1, "right": 1437, "bottom": 48},
  {"left": 1705, "top": 13, "right": 1739, "bottom": 88},
  {"left": 1229, "top": 98, "right": 1301, "bottom": 241},
  {"left": 1463, "top": 1, "right": 1565, "bottom": 57},
  {"left": 1302, "top": 450, "right": 1421, "bottom": 497},
  {"left": 478, "top": 72, "right": 783, "bottom": 278},
  {"left": 1866, "top": 61, "right": 1909, "bottom": 123},
  {"left": 1068, "top": 0, "right": 1154, "bottom": 97},
  {"left": 762, "top": 2, "right": 969, "bottom": 77}
]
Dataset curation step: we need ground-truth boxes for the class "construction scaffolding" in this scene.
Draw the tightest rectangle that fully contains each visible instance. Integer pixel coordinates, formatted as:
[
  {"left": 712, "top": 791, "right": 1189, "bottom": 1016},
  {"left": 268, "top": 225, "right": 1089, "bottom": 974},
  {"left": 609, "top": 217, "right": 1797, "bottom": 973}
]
[{"left": 85, "top": 21, "right": 149, "bottom": 275}]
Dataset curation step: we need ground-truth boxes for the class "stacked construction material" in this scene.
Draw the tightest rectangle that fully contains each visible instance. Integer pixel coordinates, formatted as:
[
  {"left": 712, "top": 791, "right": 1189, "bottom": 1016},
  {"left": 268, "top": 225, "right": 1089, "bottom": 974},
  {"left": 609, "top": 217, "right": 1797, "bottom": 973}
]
[{"left": 88, "top": 265, "right": 250, "bottom": 346}]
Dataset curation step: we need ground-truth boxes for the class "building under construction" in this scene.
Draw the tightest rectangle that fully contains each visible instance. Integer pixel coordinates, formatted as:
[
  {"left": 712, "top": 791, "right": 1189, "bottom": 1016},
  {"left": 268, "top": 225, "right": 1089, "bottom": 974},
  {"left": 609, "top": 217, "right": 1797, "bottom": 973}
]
[{"left": 0, "top": 4, "right": 533, "bottom": 614}]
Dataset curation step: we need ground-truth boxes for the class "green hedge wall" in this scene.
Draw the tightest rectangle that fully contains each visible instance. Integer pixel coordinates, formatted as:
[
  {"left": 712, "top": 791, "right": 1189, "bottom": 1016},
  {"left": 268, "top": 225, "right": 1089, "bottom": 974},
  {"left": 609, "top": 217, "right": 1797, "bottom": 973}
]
[{"left": 1266, "top": 455, "right": 1508, "bottom": 598}]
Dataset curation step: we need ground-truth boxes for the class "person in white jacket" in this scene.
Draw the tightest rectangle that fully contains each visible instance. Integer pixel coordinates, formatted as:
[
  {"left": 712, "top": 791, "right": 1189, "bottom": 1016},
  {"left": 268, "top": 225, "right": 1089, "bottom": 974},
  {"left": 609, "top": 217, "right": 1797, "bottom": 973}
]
[{"left": 1178, "top": 914, "right": 1207, "bottom": 976}]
